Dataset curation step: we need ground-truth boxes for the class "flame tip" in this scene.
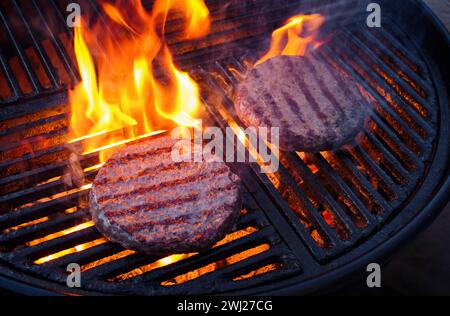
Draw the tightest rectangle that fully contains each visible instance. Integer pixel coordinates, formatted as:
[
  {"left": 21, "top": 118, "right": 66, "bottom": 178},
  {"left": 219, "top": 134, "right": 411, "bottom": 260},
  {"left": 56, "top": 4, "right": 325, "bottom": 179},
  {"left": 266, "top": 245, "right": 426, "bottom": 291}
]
[
  {"left": 69, "top": 0, "right": 209, "bottom": 163},
  {"left": 256, "top": 13, "right": 325, "bottom": 65}
]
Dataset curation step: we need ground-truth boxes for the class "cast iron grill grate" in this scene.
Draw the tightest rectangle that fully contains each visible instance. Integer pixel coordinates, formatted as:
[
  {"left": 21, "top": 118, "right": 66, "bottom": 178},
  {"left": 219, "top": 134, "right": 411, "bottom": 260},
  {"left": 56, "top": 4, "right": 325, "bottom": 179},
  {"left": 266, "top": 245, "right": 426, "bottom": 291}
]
[
  {"left": 195, "top": 19, "right": 438, "bottom": 261},
  {"left": 0, "top": 0, "right": 448, "bottom": 295}
]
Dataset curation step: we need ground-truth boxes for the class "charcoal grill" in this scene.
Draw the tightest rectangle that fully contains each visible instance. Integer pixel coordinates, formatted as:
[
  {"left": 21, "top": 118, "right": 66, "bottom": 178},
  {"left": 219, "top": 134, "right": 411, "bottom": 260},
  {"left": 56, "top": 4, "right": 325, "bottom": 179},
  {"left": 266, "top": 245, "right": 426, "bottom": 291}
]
[{"left": 0, "top": 0, "right": 449, "bottom": 295}]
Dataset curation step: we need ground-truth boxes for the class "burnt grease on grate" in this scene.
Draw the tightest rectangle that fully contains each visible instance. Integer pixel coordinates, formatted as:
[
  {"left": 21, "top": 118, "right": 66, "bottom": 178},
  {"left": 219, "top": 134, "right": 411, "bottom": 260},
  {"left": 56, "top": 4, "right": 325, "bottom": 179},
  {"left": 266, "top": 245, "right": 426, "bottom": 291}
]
[{"left": 0, "top": 1, "right": 444, "bottom": 295}]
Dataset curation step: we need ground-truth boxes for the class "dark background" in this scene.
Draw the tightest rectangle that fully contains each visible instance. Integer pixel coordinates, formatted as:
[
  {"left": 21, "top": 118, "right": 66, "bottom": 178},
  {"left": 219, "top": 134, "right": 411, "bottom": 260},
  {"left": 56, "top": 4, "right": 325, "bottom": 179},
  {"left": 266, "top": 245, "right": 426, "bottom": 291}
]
[{"left": 377, "top": 0, "right": 450, "bottom": 296}]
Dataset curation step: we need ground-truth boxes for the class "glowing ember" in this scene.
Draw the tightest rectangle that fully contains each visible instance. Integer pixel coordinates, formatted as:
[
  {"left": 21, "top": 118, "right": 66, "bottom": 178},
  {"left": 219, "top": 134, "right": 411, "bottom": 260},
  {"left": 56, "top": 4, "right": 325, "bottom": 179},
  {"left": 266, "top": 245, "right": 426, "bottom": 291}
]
[
  {"left": 161, "top": 244, "right": 270, "bottom": 286},
  {"left": 2, "top": 217, "right": 49, "bottom": 234},
  {"left": 111, "top": 254, "right": 195, "bottom": 281},
  {"left": 27, "top": 221, "right": 95, "bottom": 247},
  {"left": 110, "top": 227, "right": 258, "bottom": 281},
  {"left": 82, "top": 250, "right": 136, "bottom": 272},
  {"left": 297, "top": 152, "right": 320, "bottom": 174},
  {"left": 310, "top": 229, "right": 328, "bottom": 248},
  {"left": 69, "top": 0, "right": 210, "bottom": 162},
  {"left": 233, "top": 263, "right": 281, "bottom": 281},
  {"left": 34, "top": 238, "right": 107, "bottom": 265},
  {"left": 256, "top": 14, "right": 325, "bottom": 66},
  {"left": 158, "top": 254, "right": 189, "bottom": 266},
  {"left": 213, "top": 227, "right": 258, "bottom": 247},
  {"left": 321, "top": 210, "right": 334, "bottom": 227}
]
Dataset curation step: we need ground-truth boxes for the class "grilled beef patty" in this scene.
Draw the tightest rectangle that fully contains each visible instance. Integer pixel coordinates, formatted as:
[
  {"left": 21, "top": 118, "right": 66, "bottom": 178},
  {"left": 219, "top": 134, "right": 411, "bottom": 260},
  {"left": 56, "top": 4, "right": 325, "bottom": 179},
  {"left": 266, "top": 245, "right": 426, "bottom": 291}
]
[
  {"left": 234, "top": 55, "right": 371, "bottom": 152},
  {"left": 89, "top": 136, "right": 242, "bottom": 255}
]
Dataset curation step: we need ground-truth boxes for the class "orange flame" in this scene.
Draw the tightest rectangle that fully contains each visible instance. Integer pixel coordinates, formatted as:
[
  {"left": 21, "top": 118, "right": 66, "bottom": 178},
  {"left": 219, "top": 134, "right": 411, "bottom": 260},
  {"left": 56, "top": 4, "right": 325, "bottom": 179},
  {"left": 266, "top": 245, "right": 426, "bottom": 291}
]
[
  {"left": 153, "top": 0, "right": 210, "bottom": 39},
  {"left": 69, "top": 0, "right": 209, "bottom": 162},
  {"left": 256, "top": 14, "right": 325, "bottom": 65}
]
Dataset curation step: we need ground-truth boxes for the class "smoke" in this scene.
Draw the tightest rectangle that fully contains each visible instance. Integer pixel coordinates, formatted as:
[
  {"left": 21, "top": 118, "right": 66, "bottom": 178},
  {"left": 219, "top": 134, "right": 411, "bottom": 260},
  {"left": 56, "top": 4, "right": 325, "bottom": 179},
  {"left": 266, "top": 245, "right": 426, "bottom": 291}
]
[
  {"left": 181, "top": 0, "right": 373, "bottom": 70},
  {"left": 63, "top": 144, "right": 85, "bottom": 189}
]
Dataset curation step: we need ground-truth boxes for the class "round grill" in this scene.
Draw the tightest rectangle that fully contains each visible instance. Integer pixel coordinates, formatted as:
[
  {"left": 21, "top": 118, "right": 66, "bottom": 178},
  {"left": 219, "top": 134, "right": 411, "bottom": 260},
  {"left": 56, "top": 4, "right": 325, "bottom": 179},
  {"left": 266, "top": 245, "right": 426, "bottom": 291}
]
[{"left": 0, "top": 0, "right": 448, "bottom": 295}]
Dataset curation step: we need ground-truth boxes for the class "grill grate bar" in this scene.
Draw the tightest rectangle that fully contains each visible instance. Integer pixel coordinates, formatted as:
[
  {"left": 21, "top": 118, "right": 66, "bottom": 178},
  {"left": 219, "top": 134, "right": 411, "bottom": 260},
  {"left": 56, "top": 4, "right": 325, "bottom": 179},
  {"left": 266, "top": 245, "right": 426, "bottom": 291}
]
[
  {"left": 80, "top": 252, "right": 157, "bottom": 282},
  {"left": 197, "top": 248, "right": 288, "bottom": 287},
  {"left": 235, "top": 164, "right": 322, "bottom": 268},
  {"left": 0, "top": 92, "right": 68, "bottom": 129},
  {"left": 339, "top": 31, "right": 434, "bottom": 128},
  {"left": 359, "top": 128, "right": 411, "bottom": 182},
  {"left": 122, "top": 226, "right": 280, "bottom": 284},
  {"left": 228, "top": 261, "right": 297, "bottom": 288},
  {"left": 319, "top": 45, "right": 430, "bottom": 155},
  {"left": 10, "top": 0, "right": 60, "bottom": 88},
  {"left": 360, "top": 28, "right": 433, "bottom": 95},
  {"left": 0, "top": 190, "right": 86, "bottom": 231},
  {"left": 46, "top": 0, "right": 72, "bottom": 35},
  {"left": 283, "top": 152, "right": 363, "bottom": 239},
  {"left": 382, "top": 22, "right": 432, "bottom": 79},
  {"left": 328, "top": 40, "right": 433, "bottom": 147},
  {"left": 0, "top": 49, "right": 20, "bottom": 101},
  {"left": 0, "top": 110, "right": 68, "bottom": 139},
  {"left": 0, "top": 145, "right": 67, "bottom": 179},
  {"left": 0, "top": 209, "right": 89, "bottom": 248},
  {"left": 12, "top": 225, "right": 101, "bottom": 262},
  {"left": 0, "top": 125, "right": 68, "bottom": 162},
  {"left": 158, "top": 249, "right": 288, "bottom": 293},
  {"left": 333, "top": 150, "right": 392, "bottom": 213},
  {"left": 29, "top": 0, "right": 79, "bottom": 84},
  {"left": 272, "top": 162, "right": 343, "bottom": 248},
  {"left": 170, "top": 5, "right": 294, "bottom": 58},
  {"left": 345, "top": 143, "right": 401, "bottom": 194},
  {"left": 342, "top": 29, "right": 432, "bottom": 116},
  {"left": 45, "top": 242, "right": 125, "bottom": 270},
  {"left": 0, "top": 152, "right": 97, "bottom": 196},
  {"left": 237, "top": 208, "right": 269, "bottom": 230},
  {"left": 168, "top": 0, "right": 290, "bottom": 36},
  {"left": 0, "top": 169, "right": 95, "bottom": 212},
  {"left": 362, "top": 123, "right": 416, "bottom": 180},
  {"left": 0, "top": 4, "right": 41, "bottom": 94},
  {"left": 370, "top": 113, "right": 424, "bottom": 173},
  {"left": 308, "top": 153, "right": 378, "bottom": 226}
]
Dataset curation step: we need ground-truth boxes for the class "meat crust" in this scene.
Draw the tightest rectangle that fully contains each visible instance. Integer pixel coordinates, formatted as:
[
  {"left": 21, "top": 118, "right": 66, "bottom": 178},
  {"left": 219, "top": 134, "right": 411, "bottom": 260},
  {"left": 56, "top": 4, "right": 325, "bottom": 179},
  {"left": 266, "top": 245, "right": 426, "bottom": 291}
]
[
  {"left": 234, "top": 55, "right": 371, "bottom": 152},
  {"left": 89, "top": 136, "right": 242, "bottom": 255}
]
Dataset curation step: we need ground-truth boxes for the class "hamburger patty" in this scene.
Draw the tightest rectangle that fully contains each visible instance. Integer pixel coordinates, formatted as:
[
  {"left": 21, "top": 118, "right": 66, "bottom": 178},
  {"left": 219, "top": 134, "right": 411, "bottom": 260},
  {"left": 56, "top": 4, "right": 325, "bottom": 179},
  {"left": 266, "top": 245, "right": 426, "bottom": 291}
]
[
  {"left": 89, "top": 136, "right": 243, "bottom": 255},
  {"left": 234, "top": 55, "right": 371, "bottom": 152}
]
